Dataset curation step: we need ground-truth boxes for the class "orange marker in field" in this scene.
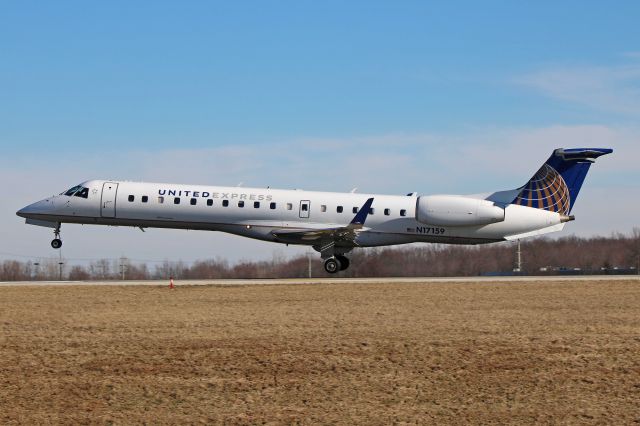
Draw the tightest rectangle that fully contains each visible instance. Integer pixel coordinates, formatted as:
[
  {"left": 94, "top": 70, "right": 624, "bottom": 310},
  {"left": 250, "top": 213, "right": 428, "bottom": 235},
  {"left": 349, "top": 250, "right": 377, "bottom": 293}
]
[{"left": 169, "top": 276, "right": 175, "bottom": 289}]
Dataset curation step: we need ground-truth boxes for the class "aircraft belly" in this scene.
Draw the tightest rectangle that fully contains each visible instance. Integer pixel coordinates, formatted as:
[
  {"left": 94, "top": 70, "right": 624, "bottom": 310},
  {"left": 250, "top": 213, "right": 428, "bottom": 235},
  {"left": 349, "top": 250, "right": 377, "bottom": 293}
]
[
  {"left": 216, "top": 223, "right": 281, "bottom": 242},
  {"left": 354, "top": 232, "right": 419, "bottom": 247},
  {"left": 357, "top": 231, "right": 502, "bottom": 247}
]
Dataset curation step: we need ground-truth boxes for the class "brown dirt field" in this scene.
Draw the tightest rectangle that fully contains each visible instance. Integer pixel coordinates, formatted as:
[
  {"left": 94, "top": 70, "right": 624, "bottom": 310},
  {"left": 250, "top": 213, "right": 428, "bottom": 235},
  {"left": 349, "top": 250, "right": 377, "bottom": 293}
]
[{"left": 1, "top": 280, "right": 639, "bottom": 425}]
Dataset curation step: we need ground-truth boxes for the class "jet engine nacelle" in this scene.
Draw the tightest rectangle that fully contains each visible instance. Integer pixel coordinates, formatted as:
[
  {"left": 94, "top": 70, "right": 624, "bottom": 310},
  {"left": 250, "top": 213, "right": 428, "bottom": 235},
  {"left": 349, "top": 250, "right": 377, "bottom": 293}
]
[{"left": 416, "top": 195, "right": 505, "bottom": 226}]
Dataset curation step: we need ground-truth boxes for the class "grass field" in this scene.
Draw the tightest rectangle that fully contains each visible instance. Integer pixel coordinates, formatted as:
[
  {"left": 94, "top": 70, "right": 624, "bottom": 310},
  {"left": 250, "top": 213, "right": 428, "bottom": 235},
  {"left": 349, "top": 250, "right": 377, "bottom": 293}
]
[{"left": 1, "top": 280, "right": 639, "bottom": 424}]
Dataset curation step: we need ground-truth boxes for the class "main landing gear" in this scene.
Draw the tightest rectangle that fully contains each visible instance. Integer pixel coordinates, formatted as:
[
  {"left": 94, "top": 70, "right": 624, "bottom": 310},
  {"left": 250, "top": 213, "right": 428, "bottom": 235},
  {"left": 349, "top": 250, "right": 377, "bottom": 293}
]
[
  {"left": 51, "top": 223, "right": 62, "bottom": 249},
  {"left": 314, "top": 243, "right": 352, "bottom": 274},
  {"left": 323, "top": 255, "right": 350, "bottom": 274}
]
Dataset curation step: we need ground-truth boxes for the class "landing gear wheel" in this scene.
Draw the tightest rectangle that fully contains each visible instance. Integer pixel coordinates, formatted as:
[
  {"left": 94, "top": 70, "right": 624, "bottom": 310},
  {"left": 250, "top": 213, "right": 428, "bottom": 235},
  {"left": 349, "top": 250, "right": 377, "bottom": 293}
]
[
  {"left": 324, "top": 257, "right": 342, "bottom": 274},
  {"left": 335, "top": 255, "right": 350, "bottom": 271},
  {"left": 51, "top": 223, "right": 62, "bottom": 249}
]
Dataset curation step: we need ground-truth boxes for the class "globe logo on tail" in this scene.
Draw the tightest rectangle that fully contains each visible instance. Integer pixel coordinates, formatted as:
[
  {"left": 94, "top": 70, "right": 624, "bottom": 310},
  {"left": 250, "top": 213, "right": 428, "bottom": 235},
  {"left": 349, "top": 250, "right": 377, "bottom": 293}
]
[{"left": 513, "top": 164, "right": 570, "bottom": 214}]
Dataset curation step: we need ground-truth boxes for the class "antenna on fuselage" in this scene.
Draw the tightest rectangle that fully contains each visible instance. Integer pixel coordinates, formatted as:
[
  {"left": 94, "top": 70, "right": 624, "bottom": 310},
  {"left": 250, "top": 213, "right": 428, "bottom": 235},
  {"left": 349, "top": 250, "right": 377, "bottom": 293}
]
[{"left": 350, "top": 188, "right": 358, "bottom": 193}]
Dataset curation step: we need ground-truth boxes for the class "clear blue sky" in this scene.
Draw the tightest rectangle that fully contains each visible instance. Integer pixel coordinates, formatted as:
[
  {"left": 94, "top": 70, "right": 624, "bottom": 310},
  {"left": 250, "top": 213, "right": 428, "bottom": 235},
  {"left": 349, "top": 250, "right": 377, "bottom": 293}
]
[
  {"left": 2, "top": 1, "right": 639, "bottom": 153},
  {"left": 1, "top": 1, "right": 639, "bottom": 263}
]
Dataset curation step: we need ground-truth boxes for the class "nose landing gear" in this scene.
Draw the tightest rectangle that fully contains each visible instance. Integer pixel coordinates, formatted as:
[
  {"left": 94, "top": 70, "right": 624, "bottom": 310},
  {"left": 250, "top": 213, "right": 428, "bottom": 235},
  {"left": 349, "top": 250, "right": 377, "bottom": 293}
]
[{"left": 51, "top": 223, "right": 62, "bottom": 249}]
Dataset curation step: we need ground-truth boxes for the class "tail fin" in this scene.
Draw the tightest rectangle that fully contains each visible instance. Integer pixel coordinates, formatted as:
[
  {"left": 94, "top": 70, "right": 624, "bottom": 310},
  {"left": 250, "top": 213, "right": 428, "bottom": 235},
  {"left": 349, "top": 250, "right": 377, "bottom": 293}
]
[{"left": 512, "top": 148, "right": 612, "bottom": 214}]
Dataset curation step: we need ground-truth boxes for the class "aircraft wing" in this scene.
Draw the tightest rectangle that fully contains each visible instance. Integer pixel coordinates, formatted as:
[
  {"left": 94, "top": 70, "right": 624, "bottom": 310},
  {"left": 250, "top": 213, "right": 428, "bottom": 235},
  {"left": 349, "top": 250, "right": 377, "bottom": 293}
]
[
  {"left": 271, "top": 198, "right": 374, "bottom": 245},
  {"left": 272, "top": 225, "right": 363, "bottom": 243}
]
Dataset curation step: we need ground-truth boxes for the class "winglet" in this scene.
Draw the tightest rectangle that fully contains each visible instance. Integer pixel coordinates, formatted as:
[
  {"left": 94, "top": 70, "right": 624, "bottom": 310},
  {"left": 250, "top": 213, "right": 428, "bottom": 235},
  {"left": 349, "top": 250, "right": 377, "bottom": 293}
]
[{"left": 350, "top": 198, "right": 374, "bottom": 228}]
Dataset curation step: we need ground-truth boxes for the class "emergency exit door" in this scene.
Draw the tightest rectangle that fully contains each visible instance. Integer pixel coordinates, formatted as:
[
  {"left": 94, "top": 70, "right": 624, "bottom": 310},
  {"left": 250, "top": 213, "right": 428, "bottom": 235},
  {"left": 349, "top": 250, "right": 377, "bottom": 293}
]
[
  {"left": 101, "top": 182, "right": 119, "bottom": 218},
  {"left": 299, "top": 200, "right": 310, "bottom": 218}
]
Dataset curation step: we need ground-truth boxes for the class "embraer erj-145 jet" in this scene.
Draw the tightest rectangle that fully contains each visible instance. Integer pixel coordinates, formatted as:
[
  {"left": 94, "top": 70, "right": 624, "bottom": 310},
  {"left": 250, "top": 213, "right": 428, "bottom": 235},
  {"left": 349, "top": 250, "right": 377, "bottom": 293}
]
[{"left": 17, "top": 148, "right": 611, "bottom": 273}]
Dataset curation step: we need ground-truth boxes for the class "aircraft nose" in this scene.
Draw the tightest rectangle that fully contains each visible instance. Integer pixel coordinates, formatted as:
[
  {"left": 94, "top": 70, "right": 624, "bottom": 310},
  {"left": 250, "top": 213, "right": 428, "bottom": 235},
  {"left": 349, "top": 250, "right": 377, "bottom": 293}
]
[
  {"left": 16, "top": 198, "right": 55, "bottom": 219},
  {"left": 17, "top": 203, "right": 37, "bottom": 218}
]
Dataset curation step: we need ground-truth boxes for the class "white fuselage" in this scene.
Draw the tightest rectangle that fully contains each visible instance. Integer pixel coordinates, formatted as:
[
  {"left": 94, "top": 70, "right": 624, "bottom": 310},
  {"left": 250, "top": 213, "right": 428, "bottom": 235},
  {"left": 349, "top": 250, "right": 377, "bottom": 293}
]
[{"left": 18, "top": 179, "right": 566, "bottom": 249}]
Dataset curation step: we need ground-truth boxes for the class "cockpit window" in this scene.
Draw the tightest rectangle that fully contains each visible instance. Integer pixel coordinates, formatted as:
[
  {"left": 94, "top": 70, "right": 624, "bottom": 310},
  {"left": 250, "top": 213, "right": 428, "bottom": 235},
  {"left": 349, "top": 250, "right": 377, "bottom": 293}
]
[
  {"left": 63, "top": 185, "right": 82, "bottom": 196},
  {"left": 74, "top": 187, "right": 89, "bottom": 198},
  {"left": 62, "top": 185, "right": 89, "bottom": 199}
]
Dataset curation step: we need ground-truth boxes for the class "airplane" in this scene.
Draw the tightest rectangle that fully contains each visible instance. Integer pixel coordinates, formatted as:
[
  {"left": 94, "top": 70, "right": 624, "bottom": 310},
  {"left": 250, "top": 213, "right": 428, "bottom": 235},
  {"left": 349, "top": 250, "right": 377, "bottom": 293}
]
[{"left": 17, "top": 148, "right": 611, "bottom": 274}]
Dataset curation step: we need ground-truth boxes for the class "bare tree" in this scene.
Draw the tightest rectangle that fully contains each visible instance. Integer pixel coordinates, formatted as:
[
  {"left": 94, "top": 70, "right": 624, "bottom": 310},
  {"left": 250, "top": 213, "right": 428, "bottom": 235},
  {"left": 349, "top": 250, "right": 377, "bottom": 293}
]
[{"left": 3, "top": 230, "right": 640, "bottom": 280}]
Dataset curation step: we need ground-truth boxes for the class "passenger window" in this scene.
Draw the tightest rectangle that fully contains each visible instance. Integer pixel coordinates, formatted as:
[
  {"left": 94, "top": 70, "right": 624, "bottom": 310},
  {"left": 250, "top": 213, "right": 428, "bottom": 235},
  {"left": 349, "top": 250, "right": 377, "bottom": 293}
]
[
  {"left": 158, "top": 196, "right": 164, "bottom": 204},
  {"left": 353, "top": 207, "right": 358, "bottom": 214},
  {"left": 270, "top": 202, "right": 276, "bottom": 210},
  {"left": 254, "top": 201, "right": 260, "bottom": 208},
  {"left": 207, "top": 199, "right": 213, "bottom": 206},
  {"left": 190, "top": 198, "right": 197, "bottom": 205},
  {"left": 128, "top": 195, "right": 135, "bottom": 202},
  {"left": 384, "top": 208, "right": 390, "bottom": 216},
  {"left": 301, "top": 204, "right": 308, "bottom": 211},
  {"left": 400, "top": 209, "right": 407, "bottom": 217},
  {"left": 337, "top": 206, "right": 343, "bottom": 213},
  {"left": 238, "top": 201, "right": 244, "bottom": 208},
  {"left": 222, "top": 200, "right": 229, "bottom": 207},
  {"left": 286, "top": 203, "right": 293, "bottom": 210},
  {"left": 142, "top": 196, "right": 148, "bottom": 203},
  {"left": 174, "top": 197, "right": 180, "bottom": 205}
]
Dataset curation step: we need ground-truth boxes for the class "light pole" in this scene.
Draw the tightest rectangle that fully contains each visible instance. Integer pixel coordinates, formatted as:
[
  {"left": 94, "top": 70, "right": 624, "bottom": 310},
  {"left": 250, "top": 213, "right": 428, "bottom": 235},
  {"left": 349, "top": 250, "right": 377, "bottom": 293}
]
[
  {"left": 119, "top": 256, "right": 128, "bottom": 280},
  {"left": 58, "top": 262, "right": 64, "bottom": 280},
  {"left": 33, "top": 262, "right": 40, "bottom": 281},
  {"left": 58, "top": 250, "right": 64, "bottom": 281},
  {"left": 513, "top": 240, "right": 523, "bottom": 274}
]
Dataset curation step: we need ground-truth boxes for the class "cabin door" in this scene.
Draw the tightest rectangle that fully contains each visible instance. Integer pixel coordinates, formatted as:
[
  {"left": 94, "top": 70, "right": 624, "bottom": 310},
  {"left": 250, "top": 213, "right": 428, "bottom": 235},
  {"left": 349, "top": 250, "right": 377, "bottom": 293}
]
[
  {"left": 299, "top": 200, "right": 310, "bottom": 218},
  {"left": 101, "top": 182, "right": 119, "bottom": 218}
]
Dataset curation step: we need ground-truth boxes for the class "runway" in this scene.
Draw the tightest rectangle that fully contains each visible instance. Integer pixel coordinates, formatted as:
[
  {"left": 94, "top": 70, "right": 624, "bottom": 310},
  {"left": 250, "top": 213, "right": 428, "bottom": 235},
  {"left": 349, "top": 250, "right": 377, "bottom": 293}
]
[{"left": 1, "top": 275, "right": 638, "bottom": 286}]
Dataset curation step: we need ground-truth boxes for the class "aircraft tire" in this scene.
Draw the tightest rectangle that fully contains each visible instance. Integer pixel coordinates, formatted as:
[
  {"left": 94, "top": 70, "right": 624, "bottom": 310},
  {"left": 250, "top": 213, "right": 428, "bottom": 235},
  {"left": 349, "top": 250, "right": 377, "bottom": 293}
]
[
  {"left": 336, "top": 255, "right": 350, "bottom": 271},
  {"left": 324, "top": 257, "right": 341, "bottom": 274},
  {"left": 51, "top": 239, "right": 62, "bottom": 249}
]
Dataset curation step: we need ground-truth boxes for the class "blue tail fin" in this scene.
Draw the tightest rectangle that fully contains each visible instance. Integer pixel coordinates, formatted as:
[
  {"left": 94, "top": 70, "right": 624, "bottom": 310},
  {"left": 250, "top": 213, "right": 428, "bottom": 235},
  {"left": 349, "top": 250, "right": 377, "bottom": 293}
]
[{"left": 512, "top": 148, "right": 612, "bottom": 214}]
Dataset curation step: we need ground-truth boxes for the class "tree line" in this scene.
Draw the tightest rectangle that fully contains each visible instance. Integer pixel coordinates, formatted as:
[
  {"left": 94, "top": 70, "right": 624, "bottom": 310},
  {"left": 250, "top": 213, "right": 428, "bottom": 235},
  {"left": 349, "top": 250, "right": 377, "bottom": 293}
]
[{"left": 1, "top": 230, "right": 639, "bottom": 281}]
